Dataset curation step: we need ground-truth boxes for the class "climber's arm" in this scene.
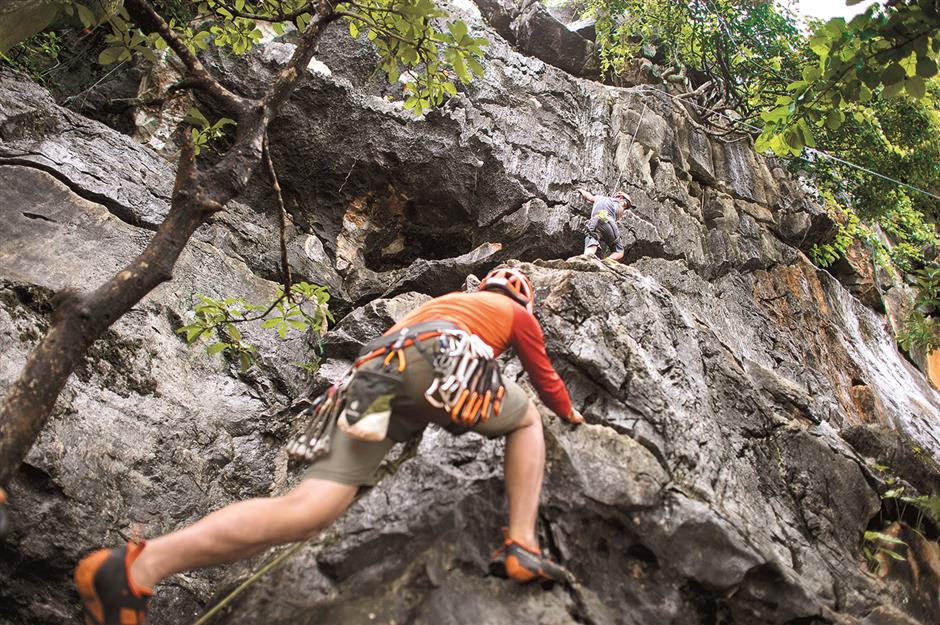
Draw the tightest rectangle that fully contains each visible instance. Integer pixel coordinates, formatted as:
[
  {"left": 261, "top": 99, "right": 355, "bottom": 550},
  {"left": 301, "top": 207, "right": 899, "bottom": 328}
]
[
  {"left": 577, "top": 188, "right": 596, "bottom": 204},
  {"left": 509, "top": 304, "right": 576, "bottom": 421}
]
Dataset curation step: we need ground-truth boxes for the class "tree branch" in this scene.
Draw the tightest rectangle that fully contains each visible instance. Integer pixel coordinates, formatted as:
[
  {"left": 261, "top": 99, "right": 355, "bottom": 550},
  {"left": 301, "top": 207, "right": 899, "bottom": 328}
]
[
  {"left": 123, "top": 0, "right": 249, "bottom": 117},
  {"left": 263, "top": 134, "right": 293, "bottom": 294},
  {"left": 266, "top": 0, "right": 342, "bottom": 111},
  {"left": 336, "top": 10, "right": 414, "bottom": 47},
  {"left": 215, "top": 0, "right": 317, "bottom": 22},
  {"left": 0, "top": 0, "right": 340, "bottom": 487}
]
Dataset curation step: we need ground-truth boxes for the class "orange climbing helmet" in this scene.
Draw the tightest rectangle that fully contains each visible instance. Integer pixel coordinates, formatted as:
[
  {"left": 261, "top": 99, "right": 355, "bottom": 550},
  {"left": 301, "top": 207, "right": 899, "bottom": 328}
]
[{"left": 480, "top": 267, "right": 535, "bottom": 313}]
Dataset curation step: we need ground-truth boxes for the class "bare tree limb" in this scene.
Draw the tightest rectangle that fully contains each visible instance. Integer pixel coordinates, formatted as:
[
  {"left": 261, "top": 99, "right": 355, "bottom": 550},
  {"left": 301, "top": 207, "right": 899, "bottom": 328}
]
[{"left": 263, "top": 134, "right": 293, "bottom": 294}]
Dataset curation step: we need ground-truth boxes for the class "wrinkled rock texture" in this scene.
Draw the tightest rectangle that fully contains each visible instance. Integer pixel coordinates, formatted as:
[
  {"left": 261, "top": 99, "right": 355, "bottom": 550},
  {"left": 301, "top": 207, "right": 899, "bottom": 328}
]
[{"left": 1, "top": 2, "right": 939, "bottom": 625}]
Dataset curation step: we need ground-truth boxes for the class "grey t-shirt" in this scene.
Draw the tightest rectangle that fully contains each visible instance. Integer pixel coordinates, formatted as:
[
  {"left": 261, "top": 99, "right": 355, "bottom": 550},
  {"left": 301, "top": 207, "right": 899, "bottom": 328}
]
[
  {"left": 591, "top": 195, "right": 620, "bottom": 220},
  {"left": 584, "top": 195, "right": 624, "bottom": 253}
]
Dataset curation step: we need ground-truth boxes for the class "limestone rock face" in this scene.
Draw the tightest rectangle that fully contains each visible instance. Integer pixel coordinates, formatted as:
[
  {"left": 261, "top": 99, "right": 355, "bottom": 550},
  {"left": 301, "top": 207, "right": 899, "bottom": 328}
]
[
  {"left": 514, "top": 0, "right": 600, "bottom": 79},
  {"left": 1, "top": 1, "right": 939, "bottom": 625}
]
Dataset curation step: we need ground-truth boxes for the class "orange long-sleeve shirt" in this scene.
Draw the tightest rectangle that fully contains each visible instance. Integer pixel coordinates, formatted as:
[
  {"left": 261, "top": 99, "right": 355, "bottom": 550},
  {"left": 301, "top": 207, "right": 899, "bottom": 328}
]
[{"left": 387, "top": 291, "right": 573, "bottom": 417}]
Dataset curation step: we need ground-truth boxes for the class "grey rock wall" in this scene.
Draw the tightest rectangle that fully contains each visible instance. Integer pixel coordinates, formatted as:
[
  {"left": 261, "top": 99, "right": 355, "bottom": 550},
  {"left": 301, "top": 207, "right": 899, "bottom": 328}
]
[{"left": 1, "top": 1, "right": 939, "bottom": 624}]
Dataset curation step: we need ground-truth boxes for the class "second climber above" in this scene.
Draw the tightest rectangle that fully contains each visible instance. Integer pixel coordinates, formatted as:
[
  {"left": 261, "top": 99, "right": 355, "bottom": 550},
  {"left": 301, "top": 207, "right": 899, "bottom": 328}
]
[{"left": 577, "top": 188, "right": 631, "bottom": 262}]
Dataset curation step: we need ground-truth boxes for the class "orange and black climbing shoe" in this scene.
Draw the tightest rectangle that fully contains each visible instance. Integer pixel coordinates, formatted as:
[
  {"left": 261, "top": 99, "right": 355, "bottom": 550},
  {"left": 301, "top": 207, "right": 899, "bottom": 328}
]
[
  {"left": 488, "top": 529, "right": 574, "bottom": 589},
  {"left": 75, "top": 541, "right": 152, "bottom": 625}
]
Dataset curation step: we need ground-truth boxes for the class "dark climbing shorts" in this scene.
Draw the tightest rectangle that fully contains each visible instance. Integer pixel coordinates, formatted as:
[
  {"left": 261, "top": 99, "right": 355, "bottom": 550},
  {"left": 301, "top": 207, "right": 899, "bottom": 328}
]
[
  {"left": 584, "top": 217, "right": 624, "bottom": 254},
  {"left": 304, "top": 341, "right": 531, "bottom": 486}
]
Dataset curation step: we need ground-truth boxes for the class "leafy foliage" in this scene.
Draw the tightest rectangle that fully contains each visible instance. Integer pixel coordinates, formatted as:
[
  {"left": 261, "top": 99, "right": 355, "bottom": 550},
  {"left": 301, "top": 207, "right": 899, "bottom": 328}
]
[
  {"left": 898, "top": 262, "right": 940, "bottom": 353},
  {"left": 183, "top": 107, "right": 236, "bottom": 154},
  {"left": 0, "top": 32, "right": 63, "bottom": 86},
  {"left": 862, "top": 467, "right": 940, "bottom": 574},
  {"left": 862, "top": 529, "right": 907, "bottom": 571},
  {"left": 809, "top": 200, "right": 865, "bottom": 268},
  {"left": 757, "top": 0, "right": 940, "bottom": 156},
  {"left": 34, "top": 0, "right": 487, "bottom": 117},
  {"left": 341, "top": 0, "right": 488, "bottom": 114},
  {"left": 177, "top": 281, "right": 332, "bottom": 371},
  {"left": 578, "top": 0, "right": 807, "bottom": 126}
]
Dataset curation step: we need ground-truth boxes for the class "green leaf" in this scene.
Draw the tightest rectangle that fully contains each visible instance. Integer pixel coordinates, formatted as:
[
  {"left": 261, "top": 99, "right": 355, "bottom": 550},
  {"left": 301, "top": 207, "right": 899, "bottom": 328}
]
[
  {"left": 449, "top": 20, "right": 468, "bottom": 42},
  {"left": 809, "top": 34, "right": 831, "bottom": 57},
  {"left": 239, "top": 352, "right": 252, "bottom": 371},
  {"left": 350, "top": 21, "right": 359, "bottom": 38},
  {"left": 76, "top": 3, "right": 96, "bottom": 28},
  {"left": 452, "top": 54, "right": 469, "bottom": 82},
  {"left": 207, "top": 342, "right": 229, "bottom": 355},
  {"left": 185, "top": 107, "right": 210, "bottom": 127},
  {"left": 467, "top": 57, "right": 484, "bottom": 78},
  {"left": 798, "top": 121, "right": 816, "bottom": 148},
  {"left": 784, "top": 128, "right": 804, "bottom": 154},
  {"left": 826, "top": 110, "right": 843, "bottom": 131},
  {"left": 905, "top": 76, "right": 926, "bottom": 98},
  {"left": 97, "top": 46, "right": 123, "bottom": 65},
  {"left": 802, "top": 65, "right": 821, "bottom": 82},
  {"left": 226, "top": 325, "right": 242, "bottom": 342},
  {"left": 916, "top": 56, "right": 938, "bottom": 78},
  {"left": 883, "top": 549, "right": 907, "bottom": 561},
  {"left": 864, "top": 530, "right": 905, "bottom": 545},
  {"left": 260, "top": 318, "right": 281, "bottom": 329},
  {"left": 881, "top": 63, "right": 906, "bottom": 85},
  {"left": 287, "top": 318, "right": 307, "bottom": 331},
  {"left": 882, "top": 79, "right": 905, "bottom": 98}
]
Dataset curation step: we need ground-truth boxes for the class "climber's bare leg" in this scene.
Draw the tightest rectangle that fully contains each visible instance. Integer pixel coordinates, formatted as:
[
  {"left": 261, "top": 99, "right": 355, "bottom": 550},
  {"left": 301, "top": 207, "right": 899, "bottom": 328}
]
[
  {"left": 504, "top": 400, "right": 545, "bottom": 547},
  {"left": 129, "top": 478, "right": 356, "bottom": 588}
]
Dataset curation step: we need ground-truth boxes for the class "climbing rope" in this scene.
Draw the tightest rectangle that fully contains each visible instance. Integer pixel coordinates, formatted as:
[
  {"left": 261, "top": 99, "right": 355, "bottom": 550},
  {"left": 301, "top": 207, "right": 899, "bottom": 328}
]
[
  {"left": 640, "top": 85, "right": 940, "bottom": 202},
  {"left": 189, "top": 541, "right": 306, "bottom": 625}
]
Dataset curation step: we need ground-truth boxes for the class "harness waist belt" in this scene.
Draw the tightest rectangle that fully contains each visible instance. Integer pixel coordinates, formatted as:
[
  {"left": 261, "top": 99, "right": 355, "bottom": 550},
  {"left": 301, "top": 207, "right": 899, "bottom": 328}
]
[{"left": 358, "top": 320, "right": 459, "bottom": 358}]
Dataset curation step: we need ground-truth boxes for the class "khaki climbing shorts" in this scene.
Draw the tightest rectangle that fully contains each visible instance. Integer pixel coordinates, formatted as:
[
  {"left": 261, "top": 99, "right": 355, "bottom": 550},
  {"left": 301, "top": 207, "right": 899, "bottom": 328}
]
[{"left": 304, "top": 341, "right": 531, "bottom": 486}]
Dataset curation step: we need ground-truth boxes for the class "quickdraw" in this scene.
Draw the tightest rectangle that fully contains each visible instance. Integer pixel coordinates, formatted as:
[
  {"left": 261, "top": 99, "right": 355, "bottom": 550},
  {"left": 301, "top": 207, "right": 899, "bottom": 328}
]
[
  {"left": 425, "top": 330, "right": 504, "bottom": 427},
  {"left": 286, "top": 371, "right": 351, "bottom": 462}
]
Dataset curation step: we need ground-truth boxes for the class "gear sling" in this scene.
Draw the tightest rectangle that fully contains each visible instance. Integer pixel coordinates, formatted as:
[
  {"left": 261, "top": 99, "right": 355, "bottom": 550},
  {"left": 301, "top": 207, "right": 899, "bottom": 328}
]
[{"left": 287, "top": 320, "right": 507, "bottom": 462}]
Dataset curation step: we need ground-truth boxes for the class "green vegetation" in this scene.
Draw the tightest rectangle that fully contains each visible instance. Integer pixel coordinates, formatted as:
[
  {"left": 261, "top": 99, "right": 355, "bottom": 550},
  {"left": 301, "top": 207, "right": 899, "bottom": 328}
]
[
  {"left": 863, "top": 463, "right": 940, "bottom": 574},
  {"left": 898, "top": 263, "right": 940, "bottom": 353},
  {"left": 178, "top": 282, "right": 333, "bottom": 372},
  {"left": 756, "top": 0, "right": 940, "bottom": 159},
  {"left": 576, "top": 0, "right": 939, "bottom": 355},
  {"left": 3, "top": 0, "right": 486, "bottom": 117},
  {"left": 862, "top": 529, "right": 906, "bottom": 572},
  {"left": 1, "top": 0, "right": 487, "bottom": 373},
  {"left": 0, "top": 32, "right": 64, "bottom": 86}
]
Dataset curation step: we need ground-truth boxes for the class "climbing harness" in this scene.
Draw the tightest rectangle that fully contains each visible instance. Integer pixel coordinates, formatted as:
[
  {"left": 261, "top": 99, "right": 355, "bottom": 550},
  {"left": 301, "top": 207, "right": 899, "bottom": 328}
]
[
  {"left": 582, "top": 209, "right": 620, "bottom": 255},
  {"left": 287, "top": 321, "right": 506, "bottom": 460}
]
